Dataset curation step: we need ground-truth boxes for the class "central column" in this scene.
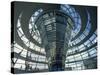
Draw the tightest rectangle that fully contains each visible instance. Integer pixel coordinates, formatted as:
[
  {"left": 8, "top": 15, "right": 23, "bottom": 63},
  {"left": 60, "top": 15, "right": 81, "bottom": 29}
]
[{"left": 36, "top": 10, "right": 74, "bottom": 71}]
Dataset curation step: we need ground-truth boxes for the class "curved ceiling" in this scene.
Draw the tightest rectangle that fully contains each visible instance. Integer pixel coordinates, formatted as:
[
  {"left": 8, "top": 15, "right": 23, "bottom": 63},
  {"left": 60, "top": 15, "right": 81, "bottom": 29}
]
[{"left": 11, "top": 2, "right": 97, "bottom": 74}]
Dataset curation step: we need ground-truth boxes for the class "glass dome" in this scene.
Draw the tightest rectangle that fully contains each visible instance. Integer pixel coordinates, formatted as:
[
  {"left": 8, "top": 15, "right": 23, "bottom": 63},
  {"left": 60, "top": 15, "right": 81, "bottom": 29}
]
[{"left": 11, "top": 3, "right": 97, "bottom": 73}]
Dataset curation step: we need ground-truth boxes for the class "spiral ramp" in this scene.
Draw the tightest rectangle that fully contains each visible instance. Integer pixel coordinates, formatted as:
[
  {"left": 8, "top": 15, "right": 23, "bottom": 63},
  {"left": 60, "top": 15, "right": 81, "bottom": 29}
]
[{"left": 11, "top": 2, "right": 97, "bottom": 74}]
